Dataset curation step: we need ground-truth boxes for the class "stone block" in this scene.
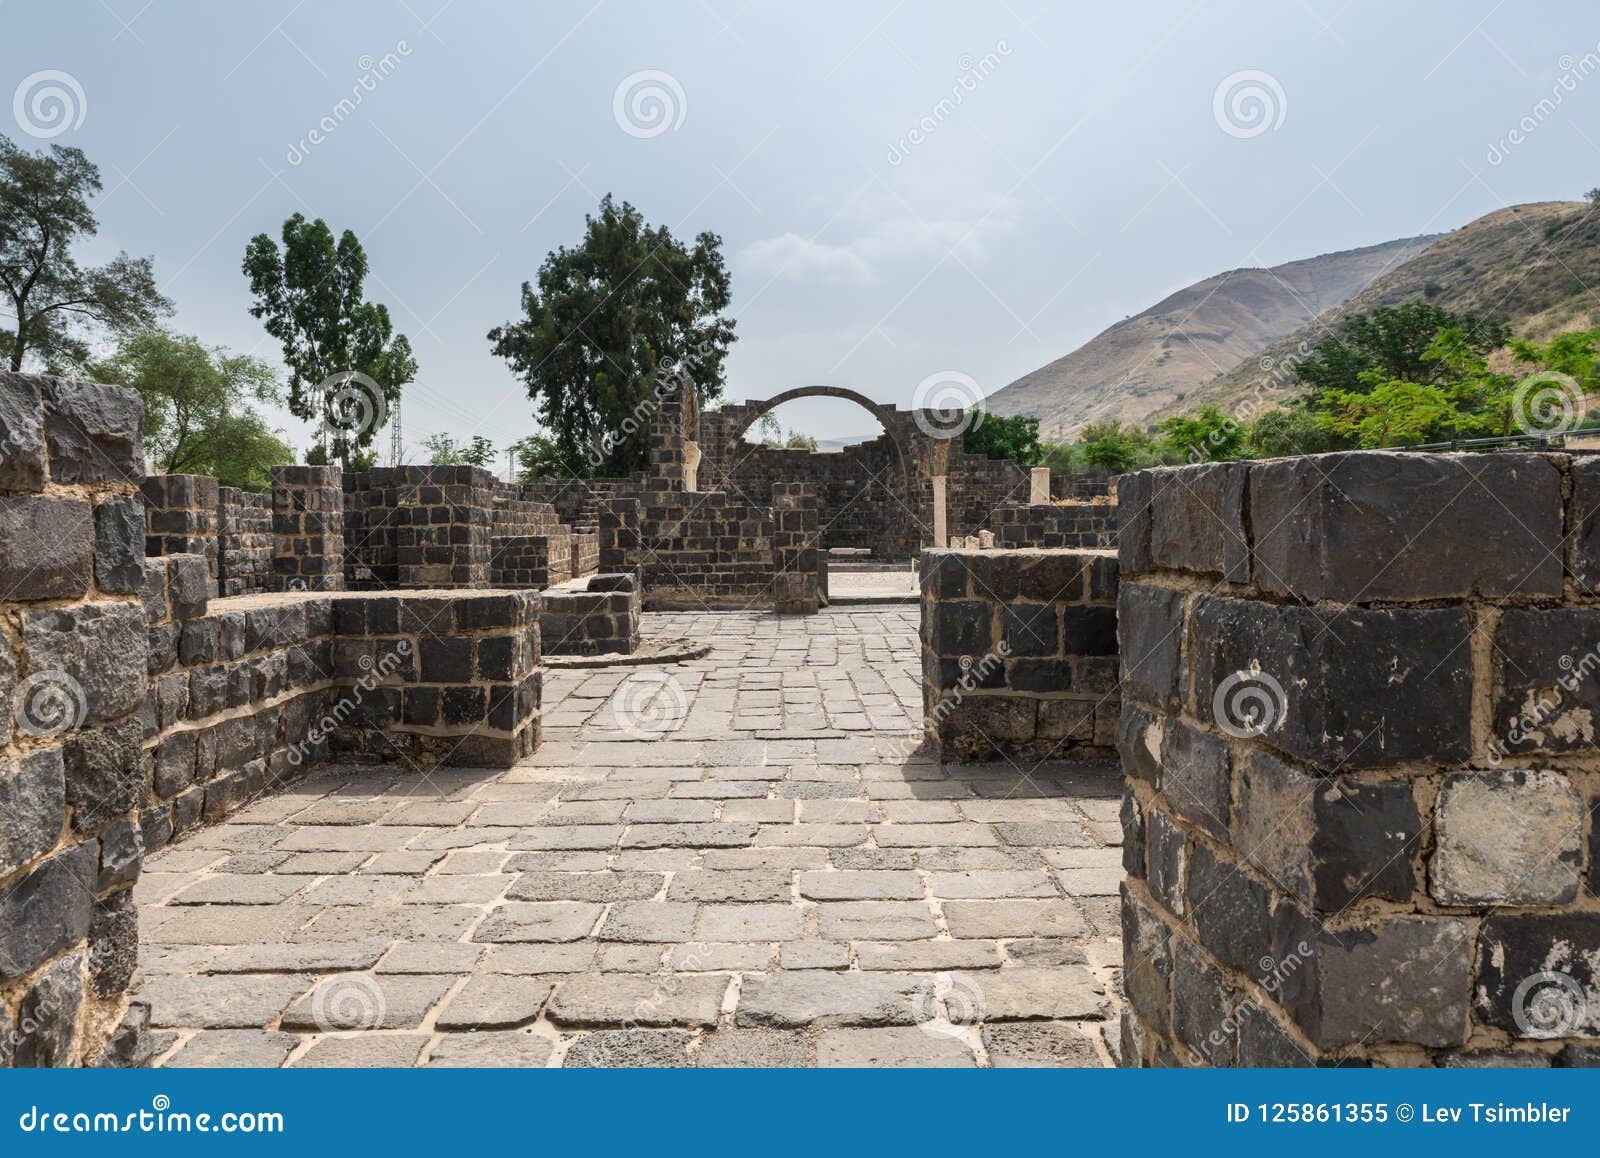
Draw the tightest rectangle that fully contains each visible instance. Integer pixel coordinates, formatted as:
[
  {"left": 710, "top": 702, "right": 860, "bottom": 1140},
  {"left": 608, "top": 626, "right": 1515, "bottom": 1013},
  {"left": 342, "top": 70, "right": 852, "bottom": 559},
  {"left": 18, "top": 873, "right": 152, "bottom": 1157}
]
[
  {"left": 1117, "top": 583, "right": 1184, "bottom": 711},
  {"left": 0, "top": 495, "right": 92, "bottom": 600},
  {"left": 39, "top": 378, "right": 144, "bottom": 484},
  {"left": 0, "top": 749, "right": 65, "bottom": 876},
  {"left": 0, "top": 371, "right": 47, "bottom": 491},
  {"left": 1249, "top": 452, "right": 1562, "bottom": 601},
  {"left": 21, "top": 600, "right": 147, "bottom": 726},
  {"left": 1235, "top": 749, "right": 1419, "bottom": 910},
  {"left": 1189, "top": 594, "right": 1472, "bottom": 769},
  {"left": 0, "top": 840, "right": 97, "bottom": 979},
  {"left": 93, "top": 496, "right": 145, "bottom": 593},
  {"left": 62, "top": 719, "right": 143, "bottom": 832},
  {"left": 1475, "top": 914, "right": 1600, "bottom": 1039},
  {"left": 1431, "top": 769, "right": 1582, "bottom": 905}
]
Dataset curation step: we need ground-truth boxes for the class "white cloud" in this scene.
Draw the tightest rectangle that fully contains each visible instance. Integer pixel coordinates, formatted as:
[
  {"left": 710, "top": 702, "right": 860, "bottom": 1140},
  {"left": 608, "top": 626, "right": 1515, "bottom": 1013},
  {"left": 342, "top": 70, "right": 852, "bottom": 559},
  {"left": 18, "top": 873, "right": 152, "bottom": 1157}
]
[{"left": 739, "top": 194, "right": 1022, "bottom": 284}]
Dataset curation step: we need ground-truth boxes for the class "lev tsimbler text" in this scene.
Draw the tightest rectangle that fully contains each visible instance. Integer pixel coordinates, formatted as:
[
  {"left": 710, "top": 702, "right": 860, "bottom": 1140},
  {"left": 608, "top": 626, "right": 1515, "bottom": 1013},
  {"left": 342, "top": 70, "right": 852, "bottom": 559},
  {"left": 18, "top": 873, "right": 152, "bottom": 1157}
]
[{"left": 1225, "top": 1102, "right": 1573, "bottom": 1125}]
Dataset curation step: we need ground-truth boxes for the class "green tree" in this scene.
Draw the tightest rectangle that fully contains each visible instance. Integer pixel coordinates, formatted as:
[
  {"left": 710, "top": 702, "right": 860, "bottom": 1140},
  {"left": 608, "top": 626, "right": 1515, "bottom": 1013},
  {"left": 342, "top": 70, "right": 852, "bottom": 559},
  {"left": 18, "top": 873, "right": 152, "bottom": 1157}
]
[
  {"left": 1318, "top": 376, "right": 1462, "bottom": 447},
  {"left": 1244, "top": 404, "right": 1343, "bottom": 457},
  {"left": 780, "top": 429, "right": 819, "bottom": 451},
  {"left": 962, "top": 412, "right": 1042, "bottom": 464},
  {"left": 0, "top": 134, "right": 171, "bottom": 372},
  {"left": 91, "top": 329, "right": 293, "bottom": 491},
  {"left": 1295, "top": 302, "right": 1508, "bottom": 402},
  {"left": 1078, "top": 420, "right": 1156, "bottom": 473},
  {"left": 1037, "top": 440, "right": 1079, "bottom": 473},
  {"left": 487, "top": 195, "right": 735, "bottom": 477},
  {"left": 1586, "top": 187, "right": 1600, "bottom": 208},
  {"left": 508, "top": 433, "right": 565, "bottom": 484},
  {"left": 242, "top": 213, "right": 416, "bottom": 467},
  {"left": 1155, "top": 405, "right": 1246, "bottom": 462},
  {"left": 422, "top": 433, "right": 497, "bottom": 468}
]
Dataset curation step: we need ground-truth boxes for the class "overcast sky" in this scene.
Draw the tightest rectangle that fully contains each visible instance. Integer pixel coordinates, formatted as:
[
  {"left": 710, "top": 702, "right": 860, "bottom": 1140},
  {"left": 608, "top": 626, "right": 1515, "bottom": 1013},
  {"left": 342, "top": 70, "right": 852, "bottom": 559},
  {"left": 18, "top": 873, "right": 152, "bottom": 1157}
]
[{"left": 5, "top": 0, "right": 1596, "bottom": 456}]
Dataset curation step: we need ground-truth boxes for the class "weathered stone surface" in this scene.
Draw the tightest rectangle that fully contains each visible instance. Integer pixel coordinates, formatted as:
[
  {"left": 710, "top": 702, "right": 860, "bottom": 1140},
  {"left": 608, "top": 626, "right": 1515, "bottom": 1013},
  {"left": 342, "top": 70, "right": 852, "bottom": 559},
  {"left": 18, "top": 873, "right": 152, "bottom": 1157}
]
[
  {"left": 292, "top": 1034, "right": 427, "bottom": 1067},
  {"left": 1250, "top": 452, "right": 1562, "bottom": 601},
  {"left": 1117, "top": 583, "right": 1184, "bottom": 711},
  {"left": 1234, "top": 749, "right": 1419, "bottom": 910},
  {"left": 165, "top": 1030, "right": 298, "bottom": 1067},
  {"left": 0, "top": 749, "right": 65, "bottom": 876},
  {"left": 1148, "top": 461, "right": 1247, "bottom": 578},
  {"left": 798, "top": 870, "right": 923, "bottom": 900},
  {"left": 97, "top": 818, "right": 143, "bottom": 890},
  {"left": 427, "top": 1031, "right": 555, "bottom": 1067},
  {"left": 547, "top": 973, "right": 728, "bottom": 1027},
  {"left": 1171, "top": 937, "right": 1235, "bottom": 1064},
  {"left": 738, "top": 972, "right": 927, "bottom": 1028},
  {"left": 1431, "top": 769, "right": 1582, "bottom": 905},
  {"left": 695, "top": 1030, "right": 810, "bottom": 1067},
  {"left": 1189, "top": 594, "right": 1473, "bottom": 768},
  {"left": 94, "top": 496, "right": 145, "bottom": 593},
  {"left": 435, "top": 976, "right": 553, "bottom": 1029},
  {"left": 1156, "top": 720, "right": 1228, "bottom": 841},
  {"left": 508, "top": 871, "right": 664, "bottom": 902},
  {"left": 280, "top": 973, "right": 454, "bottom": 1031},
  {"left": 0, "top": 371, "right": 47, "bottom": 491},
  {"left": 943, "top": 899, "right": 1085, "bottom": 939},
  {"left": 1280, "top": 914, "right": 1472, "bottom": 1049},
  {"left": 1183, "top": 841, "right": 1271, "bottom": 977},
  {"left": 1121, "top": 885, "right": 1173, "bottom": 1037},
  {"left": 599, "top": 901, "right": 698, "bottom": 942},
  {"left": 89, "top": 887, "right": 138, "bottom": 998},
  {"left": 983, "top": 1021, "right": 1100, "bottom": 1067},
  {"left": 695, "top": 904, "right": 804, "bottom": 941},
  {"left": 473, "top": 902, "right": 603, "bottom": 943},
  {"left": 667, "top": 869, "right": 791, "bottom": 902},
  {"left": 1475, "top": 914, "right": 1600, "bottom": 1039},
  {"left": 63, "top": 720, "right": 143, "bottom": 832},
  {"left": 817, "top": 901, "right": 938, "bottom": 941},
  {"left": 14, "top": 949, "right": 86, "bottom": 1066},
  {"left": 21, "top": 601, "right": 147, "bottom": 724},
  {"left": 563, "top": 1030, "right": 691, "bottom": 1067},
  {"left": 0, "top": 495, "right": 92, "bottom": 600},
  {"left": 139, "top": 973, "right": 309, "bottom": 1029},
  {"left": 954, "top": 966, "right": 1105, "bottom": 1021},
  {"left": 818, "top": 1027, "right": 976, "bottom": 1067},
  {"left": 0, "top": 840, "right": 97, "bottom": 978},
  {"left": 38, "top": 378, "right": 144, "bottom": 484}
]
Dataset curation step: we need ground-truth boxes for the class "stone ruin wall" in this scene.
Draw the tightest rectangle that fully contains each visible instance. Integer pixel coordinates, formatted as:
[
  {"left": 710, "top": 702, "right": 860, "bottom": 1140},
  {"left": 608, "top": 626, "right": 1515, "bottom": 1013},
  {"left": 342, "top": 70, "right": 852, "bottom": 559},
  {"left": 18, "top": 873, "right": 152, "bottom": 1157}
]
[
  {"left": 1116, "top": 451, "right": 1600, "bottom": 1067},
  {"left": 0, "top": 371, "right": 549, "bottom": 1068}
]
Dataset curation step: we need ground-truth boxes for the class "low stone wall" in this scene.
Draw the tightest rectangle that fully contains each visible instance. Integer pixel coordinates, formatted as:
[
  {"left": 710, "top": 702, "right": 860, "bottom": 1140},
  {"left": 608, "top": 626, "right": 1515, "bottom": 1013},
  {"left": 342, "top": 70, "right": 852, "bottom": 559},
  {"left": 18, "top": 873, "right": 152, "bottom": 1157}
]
[
  {"left": 993, "top": 500, "right": 1117, "bottom": 549},
  {"left": 217, "top": 487, "right": 270, "bottom": 596},
  {"left": 597, "top": 498, "right": 641, "bottom": 574},
  {"left": 1051, "top": 471, "right": 1116, "bottom": 501},
  {"left": 490, "top": 530, "right": 572, "bottom": 589},
  {"left": 1117, "top": 451, "right": 1600, "bottom": 1067},
  {"left": 343, "top": 466, "right": 494, "bottom": 588},
  {"left": 0, "top": 371, "right": 152, "bottom": 1067},
  {"left": 918, "top": 547, "right": 1119, "bottom": 762},
  {"left": 540, "top": 574, "right": 641, "bottom": 656},
  {"left": 639, "top": 485, "right": 775, "bottom": 609}
]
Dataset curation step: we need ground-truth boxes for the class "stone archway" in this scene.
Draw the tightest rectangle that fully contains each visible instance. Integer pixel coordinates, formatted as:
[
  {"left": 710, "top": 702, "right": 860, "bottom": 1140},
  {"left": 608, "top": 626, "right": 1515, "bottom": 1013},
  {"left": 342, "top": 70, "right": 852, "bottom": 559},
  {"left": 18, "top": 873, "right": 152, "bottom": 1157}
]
[{"left": 697, "top": 386, "right": 945, "bottom": 558}]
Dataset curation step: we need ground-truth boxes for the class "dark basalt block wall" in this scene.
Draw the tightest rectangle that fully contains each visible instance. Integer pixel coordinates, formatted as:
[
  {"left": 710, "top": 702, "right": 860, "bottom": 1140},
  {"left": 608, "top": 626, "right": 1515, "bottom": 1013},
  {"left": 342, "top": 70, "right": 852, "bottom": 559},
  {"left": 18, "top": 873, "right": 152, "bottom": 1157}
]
[
  {"left": 0, "top": 371, "right": 152, "bottom": 1068},
  {"left": 1116, "top": 451, "right": 1600, "bottom": 1067},
  {"left": 918, "top": 547, "right": 1120, "bottom": 762}
]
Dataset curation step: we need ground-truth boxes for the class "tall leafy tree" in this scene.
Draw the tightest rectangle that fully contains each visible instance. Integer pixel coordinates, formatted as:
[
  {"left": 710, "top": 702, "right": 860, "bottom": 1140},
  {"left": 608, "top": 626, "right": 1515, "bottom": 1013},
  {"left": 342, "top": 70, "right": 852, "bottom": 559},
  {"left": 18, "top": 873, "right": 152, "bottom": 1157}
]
[
  {"left": 92, "top": 329, "right": 295, "bottom": 491},
  {"left": 962, "top": 412, "right": 1042, "bottom": 464},
  {"left": 422, "top": 433, "right": 497, "bottom": 468},
  {"left": 0, "top": 134, "right": 171, "bottom": 372},
  {"left": 488, "top": 195, "right": 735, "bottom": 477},
  {"left": 1295, "top": 302, "right": 1508, "bottom": 400},
  {"left": 242, "top": 213, "right": 416, "bottom": 466}
]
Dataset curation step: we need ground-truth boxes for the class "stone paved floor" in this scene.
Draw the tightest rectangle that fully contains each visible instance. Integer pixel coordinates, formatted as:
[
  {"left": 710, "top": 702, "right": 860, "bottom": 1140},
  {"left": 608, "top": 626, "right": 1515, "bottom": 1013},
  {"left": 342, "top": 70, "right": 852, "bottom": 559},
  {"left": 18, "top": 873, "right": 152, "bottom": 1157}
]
[{"left": 135, "top": 606, "right": 1124, "bottom": 1068}]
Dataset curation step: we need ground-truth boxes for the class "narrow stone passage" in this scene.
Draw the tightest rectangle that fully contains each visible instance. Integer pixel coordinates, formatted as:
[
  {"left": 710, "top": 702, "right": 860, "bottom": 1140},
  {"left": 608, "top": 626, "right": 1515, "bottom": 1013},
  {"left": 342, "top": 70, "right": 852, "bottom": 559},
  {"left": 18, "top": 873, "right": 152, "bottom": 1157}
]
[{"left": 135, "top": 606, "right": 1123, "bottom": 1067}]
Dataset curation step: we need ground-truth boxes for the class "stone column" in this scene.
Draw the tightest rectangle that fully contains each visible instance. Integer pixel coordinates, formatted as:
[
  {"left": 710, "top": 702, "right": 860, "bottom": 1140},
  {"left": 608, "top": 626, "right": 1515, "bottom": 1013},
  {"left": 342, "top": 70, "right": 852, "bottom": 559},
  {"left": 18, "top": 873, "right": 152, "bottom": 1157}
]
[
  {"left": 270, "top": 465, "right": 345, "bottom": 591},
  {"left": 772, "top": 482, "right": 821, "bottom": 614},
  {"left": 1029, "top": 466, "right": 1050, "bottom": 504},
  {"left": 931, "top": 475, "right": 948, "bottom": 548},
  {"left": 141, "top": 473, "right": 220, "bottom": 590},
  {"left": 1116, "top": 451, "right": 1595, "bottom": 1067}
]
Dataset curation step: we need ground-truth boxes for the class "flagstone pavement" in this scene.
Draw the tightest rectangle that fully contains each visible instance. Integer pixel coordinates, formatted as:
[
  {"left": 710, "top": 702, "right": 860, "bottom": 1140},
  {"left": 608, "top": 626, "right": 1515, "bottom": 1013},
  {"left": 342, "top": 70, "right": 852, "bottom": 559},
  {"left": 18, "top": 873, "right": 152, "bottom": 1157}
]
[{"left": 134, "top": 605, "right": 1125, "bottom": 1068}]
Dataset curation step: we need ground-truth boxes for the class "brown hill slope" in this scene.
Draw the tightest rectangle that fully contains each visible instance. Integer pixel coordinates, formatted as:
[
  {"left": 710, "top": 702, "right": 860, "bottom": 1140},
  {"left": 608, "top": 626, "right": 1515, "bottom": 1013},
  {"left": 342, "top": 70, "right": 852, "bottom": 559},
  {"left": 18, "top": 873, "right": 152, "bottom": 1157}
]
[
  {"left": 986, "top": 235, "right": 1435, "bottom": 439},
  {"left": 1152, "top": 200, "right": 1600, "bottom": 423}
]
